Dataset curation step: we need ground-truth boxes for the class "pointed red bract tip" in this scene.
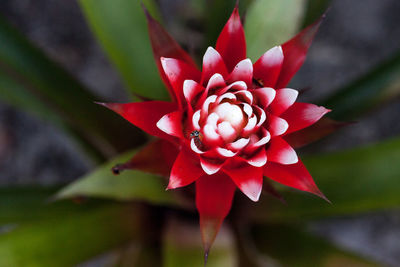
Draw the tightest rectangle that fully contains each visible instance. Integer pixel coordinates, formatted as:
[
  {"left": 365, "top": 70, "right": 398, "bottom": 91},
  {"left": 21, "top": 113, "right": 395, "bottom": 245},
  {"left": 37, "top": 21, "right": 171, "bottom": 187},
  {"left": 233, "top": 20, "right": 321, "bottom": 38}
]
[
  {"left": 95, "top": 102, "right": 125, "bottom": 114},
  {"left": 275, "top": 13, "right": 326, "bottom": 88},
  {"left": 204, "top": 249, "right": 209, "bottom": 267},
  {"left": 196, "top": 174, "right": 236, "bottom": 260},
  {"left": 315, "top": 189, "right": 332, "bottom": 204},
  {"left": 94, "top": 101, "right": 106, "bottom": 107},
  {"left": 143, "top": 4, "right": 198, "bottom": 103},
  {"left": 215, "top": 6, "right": 246, "bottom": 72},
  {"left": 199, "top": 217, "right": 221, "bottom": 261}
]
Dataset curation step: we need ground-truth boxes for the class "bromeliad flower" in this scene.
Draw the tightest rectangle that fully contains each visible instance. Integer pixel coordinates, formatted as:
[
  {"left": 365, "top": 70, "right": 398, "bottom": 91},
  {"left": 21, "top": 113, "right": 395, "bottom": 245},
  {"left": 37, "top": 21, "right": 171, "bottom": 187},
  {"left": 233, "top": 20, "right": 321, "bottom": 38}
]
[{"left": 100, "top": 5, "right": 338, "bottom": 257}]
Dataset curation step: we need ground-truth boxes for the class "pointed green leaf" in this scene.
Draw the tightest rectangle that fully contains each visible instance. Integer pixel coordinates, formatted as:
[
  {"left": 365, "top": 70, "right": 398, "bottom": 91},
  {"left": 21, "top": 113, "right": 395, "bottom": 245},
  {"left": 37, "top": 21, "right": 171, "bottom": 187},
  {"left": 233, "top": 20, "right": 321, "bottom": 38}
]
[
  {"left": 254, "top": 137, "right": 400, "bottom": 222},
  {"left": 0, "top": 15, "right": 143, "bottom": 160},
  {"left": 321, "top": 50, "right": 400, "bottom": 120},
  {"left": 245, "top": 0, "right": 306, "bottom": 61},
  {"left": 56, "top": 150, "right": 180, "bottom": 206},
  {"left": 252, "top": 224, "right": 379, "bottom": 267},
  {"left": 78, "top": 0, "right": 169, "bottom": 100}
]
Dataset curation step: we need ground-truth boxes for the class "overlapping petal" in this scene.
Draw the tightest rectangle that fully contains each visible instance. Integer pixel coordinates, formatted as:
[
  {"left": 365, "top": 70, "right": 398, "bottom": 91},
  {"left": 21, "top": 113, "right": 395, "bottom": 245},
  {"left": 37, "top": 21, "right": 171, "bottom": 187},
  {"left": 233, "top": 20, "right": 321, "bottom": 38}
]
[
  {"left": 224, "top": 161, "right": 263, "bottom": 201},
  {"left": 98, "top": 101, "right": 177, "bottom": 140},
  {"left": 168, "top": 147, "right": 204, "bottom": 189},
  {"left": 268, "top": 88, "right": 298, "bottom": 115},
  {"left": 281, "top": 103, "right": 331, "bottom": 135},
  {"left": 157, "top": 110, "right": 184, "bottom": 138},
  {"left": 216, "top": 7, "right": 246, "bottom": 72},
  {"left": 201, "top": 47, "right": 228, "bottom": 85},
  {"left": 253, "top": 46, "right": 284, "bottom": 88},
  {"left": 263, "top": 160, "right": 328, "bottom": 201},
  {"left": 144, "top": 6, "right": 198, "bottom": 101},
  {"left": 112, "top": 139, "right": 179, "bottom": 177},
  {"left": 161, "top": 58, "right": 201, "bottom": 108},
  {"left": 266, "top": 137, "right": 298, "bottom": 165}
]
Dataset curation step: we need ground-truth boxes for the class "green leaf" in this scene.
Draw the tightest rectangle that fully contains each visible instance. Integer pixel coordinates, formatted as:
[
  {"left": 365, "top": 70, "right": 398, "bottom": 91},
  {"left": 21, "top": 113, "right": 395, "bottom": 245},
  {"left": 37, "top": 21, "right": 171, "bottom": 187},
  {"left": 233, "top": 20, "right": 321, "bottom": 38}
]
[
  {"left": 321, "top": 50, "right": 400, "bottom": 120},
  {"left": 245, "top": 0, "right": 306, "bottom": 61},
  {"left": 0, "top": 204, "right": 141, "bottom": 267},
  {"left": 0, "top": 15, "right": 143, "bottom": 160},
  {"left": 253, "top": 137, "right": 400, "bottom": 222},
  {"left": 78, "top": 0, "right": 169, "bottom": 100},
  {"left": 55, "top": 150, "right": 180, "bottom": 206},
  {"left": 163, "top": 217, "right": 237, "bottom": 267},
  {"left": 252, "top": 224, "right": 379, "bottom": 267}
]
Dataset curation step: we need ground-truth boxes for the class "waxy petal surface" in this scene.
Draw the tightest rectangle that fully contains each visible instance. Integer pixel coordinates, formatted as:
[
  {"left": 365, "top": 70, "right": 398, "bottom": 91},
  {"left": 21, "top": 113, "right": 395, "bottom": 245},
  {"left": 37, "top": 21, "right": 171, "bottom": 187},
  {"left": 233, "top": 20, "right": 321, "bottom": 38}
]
[
  {"left": 200, "top": 157, "right": 225, "bottom": 175},
  {"left": 251, "top": 87, "right": 276, "bottom": 108},
  {"left": 201, "top": 47, "right": 228, "bottom": 85},
  {"left": 224, "top": 162, "right": 263, "bottom": 202},
  {"left": 228, "top": 59, "right": 253, "bottom": 87},
  {"left": 216, "top": 7, "right": 246, "bottom": 72},
  {"left": 253, "top": 46, "right": 284, "bottom": 87},
  {"left": 115, "top": 139, "right": 179, "bottom": 177},
  {"left": 99, "top": 101, "right": 177, "bottom": 140},
  {"left": 266, "top": 137, "right": 298, "bottom": 165},
  {"left": 196, "top": 173, "right": 236, "bottom": 257},
  {"left": 281, "top": 103, "right": 330, "bottom": 135},
  {"left": 168, "top": 148, "right": 204, "bottom": 189},
  {"left": 264, "top": 159, "right": 327, "bottom": 200},
  {"left": 268, "top": 88, "right": 298, "bottom": 116},
  {"left": 246, "top": 148, "right": 268, "bottom": 167},
  {"left": 157, "top": 110, "right": 184, "bottom": 138},
  {"left": 267, "top": 114, "right": 289, "bottom": 136},
  {"left": 144, "top": 7, "right": 198, "bottom": 101},
  {"left": 161, "top": 58, "right": 201, "bottom": 108}
]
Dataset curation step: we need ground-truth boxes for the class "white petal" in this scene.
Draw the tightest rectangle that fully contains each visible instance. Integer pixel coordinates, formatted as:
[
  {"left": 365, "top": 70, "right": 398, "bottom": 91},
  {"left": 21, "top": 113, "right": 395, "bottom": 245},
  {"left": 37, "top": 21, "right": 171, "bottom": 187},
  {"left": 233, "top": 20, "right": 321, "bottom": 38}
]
[
  {"left": 235, "top": 90, "right": 253, "bottom": 104},
  {"left": 206, "top": 73, "right": 226, "bottom": 90},
  {"left": 243, "top": 115, "right": 257, "bottom": 133},
  {"left": 217, "top": 92, "right": 236, "bottom": 103},
  {"left": 254, "top": 129, "right": 271, "bottom": 147},
  {"left": 192, "top": 110, "right": 201, "bottom": 130},
  {"left": 200, "top": 158, "right": 223, "bottom": 175},
  {"left": 191, "top": 138, "right": 205, "bottom": 154},
  {"left": 202, "top": 95, "right": 217, "bottom": 113},
  {"left": 216, "top": 147, "right": 236, "bottom": 157},
  {"left": 206, "top": 112, "right": 219, "bottom": 129},
  {"left": 217, "top": 121, "right": 236, "bottom": 142},
  {"left": 183, "top": 80, "right": 201, "bottom": 102},
  {"left": 260, "top": 46, "right": 284, "bottom": 69},
  {"left": 203, "top": 124, "right": 220, "bottom": 140},
  {"left": 227, "top": 138, "right": 250, "bottom": 150}
]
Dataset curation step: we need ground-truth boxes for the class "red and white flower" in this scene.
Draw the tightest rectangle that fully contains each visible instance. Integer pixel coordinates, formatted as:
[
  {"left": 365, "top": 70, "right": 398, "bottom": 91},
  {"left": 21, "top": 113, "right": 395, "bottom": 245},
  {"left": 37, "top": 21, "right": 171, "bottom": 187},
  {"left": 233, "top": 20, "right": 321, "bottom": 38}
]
[{"left": 100, "top": 6, "right": 338, "bottom": 255}]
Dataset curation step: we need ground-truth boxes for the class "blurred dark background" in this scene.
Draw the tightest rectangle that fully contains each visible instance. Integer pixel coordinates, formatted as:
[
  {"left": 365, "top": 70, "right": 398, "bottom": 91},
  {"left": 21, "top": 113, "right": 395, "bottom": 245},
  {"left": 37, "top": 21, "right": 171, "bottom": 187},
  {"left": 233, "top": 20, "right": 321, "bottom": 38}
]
[{"left": 0, "top": 0, "right": 399, "bottom": 266}]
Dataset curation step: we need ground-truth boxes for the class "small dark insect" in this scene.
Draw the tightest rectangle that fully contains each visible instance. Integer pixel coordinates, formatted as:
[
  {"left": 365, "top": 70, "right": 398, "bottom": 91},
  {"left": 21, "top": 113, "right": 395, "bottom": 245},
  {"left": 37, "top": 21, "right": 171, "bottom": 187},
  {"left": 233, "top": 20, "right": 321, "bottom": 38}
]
[{"left": 190, "top": 130, "right": 203, "bottom": 148}]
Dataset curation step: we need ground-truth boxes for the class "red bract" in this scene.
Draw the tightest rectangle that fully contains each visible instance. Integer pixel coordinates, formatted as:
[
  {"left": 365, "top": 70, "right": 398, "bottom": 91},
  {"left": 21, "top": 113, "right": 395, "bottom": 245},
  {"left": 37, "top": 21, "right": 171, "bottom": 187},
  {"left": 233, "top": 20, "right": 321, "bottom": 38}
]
[{"left": 100, "top": 6, "right": 337, "bottom": 257}]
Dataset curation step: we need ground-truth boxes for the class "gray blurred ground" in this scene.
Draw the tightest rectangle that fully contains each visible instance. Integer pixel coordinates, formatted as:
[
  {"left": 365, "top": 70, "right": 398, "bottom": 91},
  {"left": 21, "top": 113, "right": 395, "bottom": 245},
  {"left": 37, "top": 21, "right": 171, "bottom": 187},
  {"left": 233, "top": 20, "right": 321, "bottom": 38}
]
[{"left": 0, "top": 0, "right": 400, "bottom": 266}]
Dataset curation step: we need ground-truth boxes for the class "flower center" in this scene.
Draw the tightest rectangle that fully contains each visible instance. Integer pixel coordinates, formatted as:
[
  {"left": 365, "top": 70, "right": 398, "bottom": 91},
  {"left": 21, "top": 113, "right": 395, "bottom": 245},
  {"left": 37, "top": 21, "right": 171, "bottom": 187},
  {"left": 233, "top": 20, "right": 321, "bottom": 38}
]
[{"left": 213, "top": 102, "right": 244, "bottom": 130}]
